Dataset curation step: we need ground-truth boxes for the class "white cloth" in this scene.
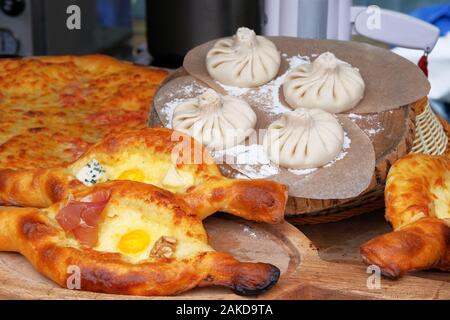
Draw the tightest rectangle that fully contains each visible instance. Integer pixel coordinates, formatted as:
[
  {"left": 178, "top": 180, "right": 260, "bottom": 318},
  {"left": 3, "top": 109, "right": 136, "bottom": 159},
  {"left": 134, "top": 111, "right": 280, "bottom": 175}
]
[{"left": 392, "top": 32, "right": 450, "bottom": 102}]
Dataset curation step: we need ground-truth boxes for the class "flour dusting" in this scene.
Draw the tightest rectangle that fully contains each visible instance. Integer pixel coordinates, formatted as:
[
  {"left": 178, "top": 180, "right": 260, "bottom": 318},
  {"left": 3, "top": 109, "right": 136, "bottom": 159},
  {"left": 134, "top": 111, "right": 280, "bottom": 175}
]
[
  {"left": 217, "top": 54, "right": 310, "bottom": 115},
  {"left": 348, "top": 113, "right": 364, "bottom": 120},
  {"left": 348, "top": 113, "right": 384, "bottom": 137},
  {"left": 212, "top": 131, "right": 352, "bottom": 179},
  {"left": 324, "top": 133, "right": 351, "bottom": 168},
  {"left": 288, "top": 168, "right": 318, "bottom": 175},
  {"left": 160, "top": 83, "right": 208, "bottom": 128},
  {"left": 215, "top": 83, "right": 250, "bottom": 96},
  {"left": 213, "top": 144, "right": 279, "bottom": 178}
]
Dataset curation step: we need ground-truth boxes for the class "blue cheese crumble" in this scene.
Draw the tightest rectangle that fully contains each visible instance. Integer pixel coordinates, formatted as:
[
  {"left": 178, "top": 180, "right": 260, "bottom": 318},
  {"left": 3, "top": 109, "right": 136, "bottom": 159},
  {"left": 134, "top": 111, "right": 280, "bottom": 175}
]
[{"left": 75, "top": 159, "right": 105, "bottom": 186}]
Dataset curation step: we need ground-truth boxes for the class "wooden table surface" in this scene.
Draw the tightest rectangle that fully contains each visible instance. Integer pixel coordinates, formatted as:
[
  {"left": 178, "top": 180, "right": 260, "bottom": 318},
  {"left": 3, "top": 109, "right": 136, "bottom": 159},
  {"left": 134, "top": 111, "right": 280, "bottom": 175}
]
[{"left": 300, "top": 210, "right": 449, "bottom": 292}]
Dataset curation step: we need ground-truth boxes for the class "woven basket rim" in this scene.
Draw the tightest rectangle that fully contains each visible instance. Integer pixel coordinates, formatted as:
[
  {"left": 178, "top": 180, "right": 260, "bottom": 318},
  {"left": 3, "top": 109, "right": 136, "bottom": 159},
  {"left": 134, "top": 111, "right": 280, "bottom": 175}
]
[{"left": 288, "top": 102, "right": 449, "bottom": 225}]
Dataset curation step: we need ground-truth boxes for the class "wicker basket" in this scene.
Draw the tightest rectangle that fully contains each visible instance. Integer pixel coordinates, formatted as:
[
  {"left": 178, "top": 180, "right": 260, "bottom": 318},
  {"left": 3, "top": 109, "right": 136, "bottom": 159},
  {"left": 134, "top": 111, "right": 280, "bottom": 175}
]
[
  {"left": 288, "top": 98, "right": 449, "bottom": 226},
  {"left": 412, "top": 99, "right": 448, "bottom": 156}
]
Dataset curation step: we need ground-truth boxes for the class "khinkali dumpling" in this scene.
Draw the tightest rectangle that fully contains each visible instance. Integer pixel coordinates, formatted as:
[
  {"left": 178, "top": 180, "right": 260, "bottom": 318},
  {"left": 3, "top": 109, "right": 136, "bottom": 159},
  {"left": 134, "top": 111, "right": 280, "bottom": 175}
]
[
  {"left": 263, "top": 108, "right": 344, "bottom": 169},
  {"left": 283, "top": 52, "right": 365, "bottom": 113},
  {"left": 172, "top": 89, "right": 257, "bottom": 151},
  {"left": 206, "top": 27, "right": 281, "bottom": 88}
]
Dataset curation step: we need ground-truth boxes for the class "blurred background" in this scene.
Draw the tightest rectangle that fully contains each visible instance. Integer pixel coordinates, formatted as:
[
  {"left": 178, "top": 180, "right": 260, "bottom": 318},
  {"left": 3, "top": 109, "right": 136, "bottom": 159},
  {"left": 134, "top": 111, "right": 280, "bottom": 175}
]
[
  {"left": 0, "top": 0, "right": 449, "bottom": 118},
  {"left": 354, "top": 0, "right": 447, "bottom": 11}
]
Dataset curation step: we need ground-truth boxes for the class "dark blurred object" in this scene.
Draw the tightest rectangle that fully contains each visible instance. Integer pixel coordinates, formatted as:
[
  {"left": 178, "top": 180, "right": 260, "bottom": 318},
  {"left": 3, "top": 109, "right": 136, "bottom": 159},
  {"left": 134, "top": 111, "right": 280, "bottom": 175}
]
[
  {"left": 95, "top": 0, "right": 132, "bottom": 56},
  {"left": 97, "top": 0, "right": 131, "bottom": 27},
  {"left": 146, "top": 0, "right": 263, "bottom": 68},
  {"left": 0, "top": 0, "right": 132, "bottom": 57},
  {"left": 430, "top": 100, "right": 450, "bottom": 123},
  {"left": 0, "top": 54, "right": 20, "bottom": 58},
  {"left": 0, "top": 28, "right": 21, "bottom": 56},
  {"left": 1, "top": 0, "right": 25, "bottom": 17}
]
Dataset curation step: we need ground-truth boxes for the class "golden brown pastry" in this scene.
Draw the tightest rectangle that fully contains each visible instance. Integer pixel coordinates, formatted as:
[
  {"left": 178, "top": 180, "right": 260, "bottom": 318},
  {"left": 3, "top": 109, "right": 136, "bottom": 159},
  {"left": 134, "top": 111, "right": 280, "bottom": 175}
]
[
  {"left": 0, "top": 128, "right": 287, "bottom": 224},
  {"left": 0, "top": 181, "right": 281, "bottom": 296},
  {"left": 0, "top": 55, "right": 168, "bottom": 170},
  {"left": 361, "top": 154, "right": 450, "bottom": 278}
]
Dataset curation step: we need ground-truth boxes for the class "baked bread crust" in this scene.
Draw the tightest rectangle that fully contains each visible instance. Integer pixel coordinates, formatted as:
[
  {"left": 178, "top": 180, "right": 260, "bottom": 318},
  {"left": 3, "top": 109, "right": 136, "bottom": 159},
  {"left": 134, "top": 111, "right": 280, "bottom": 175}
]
[
  {"left": 0, "top": 181, "right": 280, "bottom": 296},
  {"left": 0, "top": 55, "right": 167, "bottom": 170},
  {"left": 0, "top": 128, "right": 287, "bottom": 224},
  {"left": 361, "top": 154, "right": 450, "bottom": 277}
]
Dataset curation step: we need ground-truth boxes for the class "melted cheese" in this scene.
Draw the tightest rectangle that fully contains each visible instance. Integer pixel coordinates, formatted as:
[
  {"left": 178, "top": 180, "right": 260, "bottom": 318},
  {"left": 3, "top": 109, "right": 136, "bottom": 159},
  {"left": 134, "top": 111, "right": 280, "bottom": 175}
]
[
  {"left": 432, "top": 172, "right": 450, "bottom": 220},
  {"left": 104, "top": 154, "right": 169, "bottom": 184},
  {"left": 0, "top": 55, "right": 168, "bottom": 170},
  {"left": 72, "top": 153, "right": 195, "bottom": 192},
  {"left": 95, "top": 204, "right": 212, "bottom": 263},
  {"left": 161, "top": 165, "right": 195, "bottom": 192}
]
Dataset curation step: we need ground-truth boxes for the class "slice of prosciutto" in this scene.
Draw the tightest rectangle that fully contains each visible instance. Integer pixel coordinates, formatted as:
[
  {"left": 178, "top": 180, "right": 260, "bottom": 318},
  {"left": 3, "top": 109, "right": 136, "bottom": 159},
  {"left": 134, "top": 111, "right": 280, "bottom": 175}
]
[{"left": 56, "top": 189, "right": 111, "bottom": 246}]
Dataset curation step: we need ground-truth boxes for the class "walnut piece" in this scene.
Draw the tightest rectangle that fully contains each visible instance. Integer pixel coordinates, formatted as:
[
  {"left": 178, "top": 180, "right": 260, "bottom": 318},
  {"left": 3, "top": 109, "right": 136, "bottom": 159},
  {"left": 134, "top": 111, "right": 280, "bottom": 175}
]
[{"left": 150, "top": 236, "right": 177, "bottom": 258}]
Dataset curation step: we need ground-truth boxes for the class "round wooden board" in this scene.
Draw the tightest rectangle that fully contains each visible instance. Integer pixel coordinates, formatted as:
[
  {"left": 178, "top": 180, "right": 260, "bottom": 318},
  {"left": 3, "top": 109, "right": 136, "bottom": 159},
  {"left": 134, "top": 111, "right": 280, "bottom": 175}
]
[
  {"left": 0, "top": 216, "right": 309, "bottom": 300},
  {"left": 2, "top": 214, "right": 448, "bottom": 300},
  {"left": 149, "top": 68, "right": 416, "bottom": 218}
]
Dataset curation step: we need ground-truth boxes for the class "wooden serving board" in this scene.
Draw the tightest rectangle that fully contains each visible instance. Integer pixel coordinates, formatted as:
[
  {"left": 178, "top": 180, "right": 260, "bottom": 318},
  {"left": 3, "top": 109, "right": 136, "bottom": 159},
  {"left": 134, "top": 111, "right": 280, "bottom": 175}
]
[
  {"left": 0, "top": 214, "right": 448, "bottom": 300},
  {"left": 149, "top": 68, "right": 416, "bottom": 217}
]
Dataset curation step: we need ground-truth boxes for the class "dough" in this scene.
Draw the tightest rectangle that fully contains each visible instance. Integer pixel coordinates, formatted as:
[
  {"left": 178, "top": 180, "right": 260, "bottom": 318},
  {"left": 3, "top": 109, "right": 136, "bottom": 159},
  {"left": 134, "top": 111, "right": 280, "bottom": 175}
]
[
  {"left": 172, "top": 89, "right": 257, "bottom": 151},
  {"left": 263, "top": 108, "right": 344, "bottom": 169},
  {"left": 283, "top": 52, "right": 365, "bottom": 113},
  {"left": 206, "top": 27, "right": 281, "bottom": 88}
]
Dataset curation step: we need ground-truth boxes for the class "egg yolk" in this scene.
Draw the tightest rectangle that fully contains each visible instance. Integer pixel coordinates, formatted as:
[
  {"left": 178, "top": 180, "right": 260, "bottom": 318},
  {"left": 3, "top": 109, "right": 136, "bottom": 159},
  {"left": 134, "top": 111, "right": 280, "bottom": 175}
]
[
  {"left": 118, "top": 230, "right": 150, "bottom": 254},
  {"left": 118, "top": 169, "right": 145, "bottom": 182}
]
